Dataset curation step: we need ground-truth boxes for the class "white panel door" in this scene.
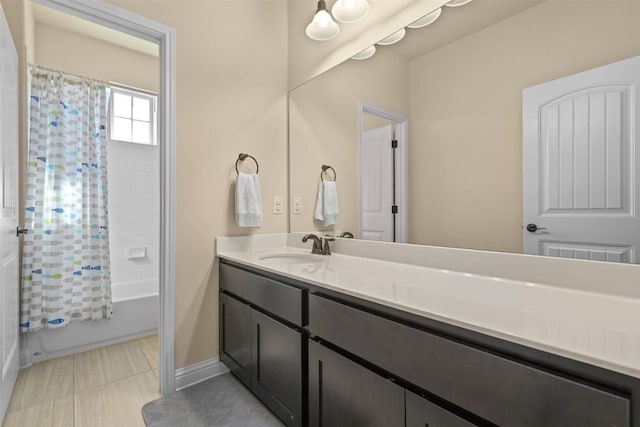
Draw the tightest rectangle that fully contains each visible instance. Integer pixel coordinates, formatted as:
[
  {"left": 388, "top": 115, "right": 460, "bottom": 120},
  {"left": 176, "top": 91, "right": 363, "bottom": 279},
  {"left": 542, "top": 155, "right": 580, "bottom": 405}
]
[
  {"left": 361, "top": 125, "right": 394, "bottom": 241},
  {"left": 523, "top": 56, "right": 640, "bottom": 263},
  {"left": 0, "top": 5, "right": 19, "bottom": 425}
]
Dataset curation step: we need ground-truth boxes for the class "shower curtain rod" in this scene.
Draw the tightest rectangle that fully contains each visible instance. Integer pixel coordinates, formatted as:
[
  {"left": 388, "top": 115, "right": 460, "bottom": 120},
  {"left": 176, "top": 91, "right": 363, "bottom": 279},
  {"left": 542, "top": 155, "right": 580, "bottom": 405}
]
[{"left": 28, "top": 64, "right": 108, "bottom": 86}]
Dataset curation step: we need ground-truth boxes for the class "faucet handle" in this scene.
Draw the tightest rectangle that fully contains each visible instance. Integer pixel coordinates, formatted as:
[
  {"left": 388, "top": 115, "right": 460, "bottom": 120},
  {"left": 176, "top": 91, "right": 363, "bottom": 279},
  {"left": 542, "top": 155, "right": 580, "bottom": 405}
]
[{"left": 322, "top": 237, "right": 335, "bottom": 255}]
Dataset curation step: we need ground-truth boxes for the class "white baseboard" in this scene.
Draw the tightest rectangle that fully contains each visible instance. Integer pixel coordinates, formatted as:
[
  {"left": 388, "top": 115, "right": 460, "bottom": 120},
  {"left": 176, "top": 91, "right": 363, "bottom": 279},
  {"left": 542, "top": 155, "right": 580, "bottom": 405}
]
[
  {"left": 174, "top": 357, "right": 229, "bottom": 391},
  {"left": 19, "top": 349, "right": 31, "bottom": 368}
]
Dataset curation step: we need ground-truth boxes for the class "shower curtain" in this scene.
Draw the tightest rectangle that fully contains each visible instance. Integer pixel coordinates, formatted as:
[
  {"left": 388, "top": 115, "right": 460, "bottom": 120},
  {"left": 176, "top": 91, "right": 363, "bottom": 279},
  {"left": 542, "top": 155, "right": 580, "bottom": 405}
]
[{"left": 21, "top": 66, "right": 112, "bottom": 332}]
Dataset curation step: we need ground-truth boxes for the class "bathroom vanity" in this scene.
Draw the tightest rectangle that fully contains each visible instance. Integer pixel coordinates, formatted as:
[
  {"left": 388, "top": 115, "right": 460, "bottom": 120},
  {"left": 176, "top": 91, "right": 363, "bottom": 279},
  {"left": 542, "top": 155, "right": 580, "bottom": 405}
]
[{"left": 217, "top": 234, "right": 640, "bottom": 427}]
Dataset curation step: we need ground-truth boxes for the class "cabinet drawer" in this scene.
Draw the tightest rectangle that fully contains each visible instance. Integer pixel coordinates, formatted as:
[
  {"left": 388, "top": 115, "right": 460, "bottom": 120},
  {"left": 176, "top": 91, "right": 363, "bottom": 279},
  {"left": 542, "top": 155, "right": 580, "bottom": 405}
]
[
  {"left": 220, "top": 263, "right": 304, "bottom": 326},
  {"left": 309, "top": 294, "right": 630, "bottom": 427}
]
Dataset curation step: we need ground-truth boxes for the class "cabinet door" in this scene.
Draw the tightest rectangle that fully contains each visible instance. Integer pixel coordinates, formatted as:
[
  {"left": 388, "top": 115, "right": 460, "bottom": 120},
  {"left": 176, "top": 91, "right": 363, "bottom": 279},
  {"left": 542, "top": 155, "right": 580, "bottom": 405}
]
[
  {"left": 406, "top": 390, "right": 476, "bottom": 427},
  {"left": 219, "top": 292, "right": 252, "bottom": 387},
  {"left": 252, "top": 309, "right": 302, "bottom": 427},
  {"left": 308, "top": 340, "right": 404, "bottom": 427}
]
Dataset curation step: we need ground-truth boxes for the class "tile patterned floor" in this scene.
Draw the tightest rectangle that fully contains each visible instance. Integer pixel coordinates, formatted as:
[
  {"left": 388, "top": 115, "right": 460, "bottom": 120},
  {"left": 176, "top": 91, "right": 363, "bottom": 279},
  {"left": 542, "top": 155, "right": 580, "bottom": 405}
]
[{"left": 2, "top": 335, "right": 159, "bottom": 427}]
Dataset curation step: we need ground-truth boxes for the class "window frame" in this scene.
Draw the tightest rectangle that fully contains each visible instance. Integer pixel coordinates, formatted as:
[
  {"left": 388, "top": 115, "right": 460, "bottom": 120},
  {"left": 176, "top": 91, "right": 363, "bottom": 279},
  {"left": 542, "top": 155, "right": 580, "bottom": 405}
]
[{"left": 108, "top": 84, "right": 158, "bottom": 146}]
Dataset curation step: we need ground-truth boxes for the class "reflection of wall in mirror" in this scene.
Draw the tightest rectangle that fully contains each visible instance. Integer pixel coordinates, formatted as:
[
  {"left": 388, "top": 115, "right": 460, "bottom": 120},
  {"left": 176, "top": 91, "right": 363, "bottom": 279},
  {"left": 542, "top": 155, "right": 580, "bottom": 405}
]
[
  {"left": 289, "top": 46, "right": 409, "bottom": 235},
  {"left": 291, "top": 0, "right": 640, "bottom": 251},
  {"left": 410, "top": 0, "right": 640, "bottom": 253}
]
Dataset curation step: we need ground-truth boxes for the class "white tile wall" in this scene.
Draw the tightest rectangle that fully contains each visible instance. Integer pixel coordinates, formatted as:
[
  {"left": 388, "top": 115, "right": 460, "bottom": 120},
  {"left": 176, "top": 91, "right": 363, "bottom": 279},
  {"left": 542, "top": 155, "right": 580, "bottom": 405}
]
[{"left": 107, "top": 140, "right": 159, "bottom": 286}]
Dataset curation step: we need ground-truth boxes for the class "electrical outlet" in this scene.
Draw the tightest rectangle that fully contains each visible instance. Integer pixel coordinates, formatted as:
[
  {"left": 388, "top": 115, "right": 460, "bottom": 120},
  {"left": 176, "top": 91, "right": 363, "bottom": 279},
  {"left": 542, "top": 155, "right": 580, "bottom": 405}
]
[
  {"left": 273, "top": 196, "right": 283, "bottom": 214},
  {"left": 293, "top": 197, "right": 302, "bottom": 214}
]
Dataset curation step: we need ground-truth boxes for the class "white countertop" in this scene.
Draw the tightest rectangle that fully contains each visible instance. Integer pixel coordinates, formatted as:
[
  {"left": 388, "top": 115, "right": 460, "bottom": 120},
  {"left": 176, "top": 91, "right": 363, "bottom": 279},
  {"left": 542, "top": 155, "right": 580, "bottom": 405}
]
[{"left": 216, "top": 234, "right": 640, "bottom": 379}]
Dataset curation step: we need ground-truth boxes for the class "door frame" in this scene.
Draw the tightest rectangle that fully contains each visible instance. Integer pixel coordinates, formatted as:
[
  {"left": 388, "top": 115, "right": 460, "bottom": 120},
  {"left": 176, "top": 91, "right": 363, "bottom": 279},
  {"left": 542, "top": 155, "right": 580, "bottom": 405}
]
[
  {"left": 358, "top": 100, "right": 409, "bottom": 242},
  {"left": 34, "top": 0, "right": 176, "bottom": 394}
]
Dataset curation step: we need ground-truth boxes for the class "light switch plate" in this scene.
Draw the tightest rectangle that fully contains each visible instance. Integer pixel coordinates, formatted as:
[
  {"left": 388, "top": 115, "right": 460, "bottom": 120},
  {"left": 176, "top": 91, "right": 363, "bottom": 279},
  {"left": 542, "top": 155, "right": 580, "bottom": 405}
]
[
  {"left": 273, "top": 196, "right": 283, "bottom": 214},
  {"left": 293, "top": 197, "right": 302, "bottom": 214}
]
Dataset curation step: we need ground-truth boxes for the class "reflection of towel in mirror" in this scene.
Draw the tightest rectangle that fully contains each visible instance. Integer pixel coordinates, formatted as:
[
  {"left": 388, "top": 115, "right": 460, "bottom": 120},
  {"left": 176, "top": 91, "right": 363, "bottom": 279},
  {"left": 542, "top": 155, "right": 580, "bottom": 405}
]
[
  {"left": 314, "top": 181, "right": 339, "bottom": 226},
  {"left": 235, "top": 173, "right": 262, "bottom": 227}
]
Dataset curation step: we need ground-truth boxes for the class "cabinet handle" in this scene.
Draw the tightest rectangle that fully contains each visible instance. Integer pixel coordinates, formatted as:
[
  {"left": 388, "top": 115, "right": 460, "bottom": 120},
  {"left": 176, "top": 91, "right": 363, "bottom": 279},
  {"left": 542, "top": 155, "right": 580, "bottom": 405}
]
[
  {"left": 256, "top": 323, "right": 261, "bottom": 382},
  {"left": 318, "top": 360, "right": 323, "bottom": 427},
  {"left": 221, "top": 303, "right": 226, "bottom": 352}
]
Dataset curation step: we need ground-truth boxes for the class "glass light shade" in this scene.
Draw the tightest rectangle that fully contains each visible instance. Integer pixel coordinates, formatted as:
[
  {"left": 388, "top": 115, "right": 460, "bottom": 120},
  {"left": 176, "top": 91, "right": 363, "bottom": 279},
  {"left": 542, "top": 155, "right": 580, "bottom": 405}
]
[
  {"left": 306, "top": 1, "right": 340, "bottom": 41},
  {"left": 351, "top": 45, "right": 376, "bottom": 60},
  {"left": 377, "top": 28, "right": 406, "bottom": 46},
  {"left": 407, "top": 8, "right": 442, "bottom": 29},
  {"left": 445, "top": 0, "right": 473, "bottom": 7},
  {"left": 332, "top": 0, "right": 370, "bottom": 24}
]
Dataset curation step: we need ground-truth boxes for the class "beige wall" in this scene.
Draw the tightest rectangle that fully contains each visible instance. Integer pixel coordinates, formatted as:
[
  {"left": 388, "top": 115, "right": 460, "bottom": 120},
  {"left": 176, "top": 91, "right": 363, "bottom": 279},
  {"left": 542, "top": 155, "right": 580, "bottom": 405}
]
[
  {"left": 409, "top": 0, "right": 640, "bottom": 253},
  {"left": 289, "top": 47, "right": 409, "bottom": 235},
  {"left": 34, "top": 22, "right": 158, "bottom": 92},
  {"left": 104, "top": 0, "right": 289, "bottom": 369},
  {"left": 4, "top": 0, "right": 289, "bottom": 370}
]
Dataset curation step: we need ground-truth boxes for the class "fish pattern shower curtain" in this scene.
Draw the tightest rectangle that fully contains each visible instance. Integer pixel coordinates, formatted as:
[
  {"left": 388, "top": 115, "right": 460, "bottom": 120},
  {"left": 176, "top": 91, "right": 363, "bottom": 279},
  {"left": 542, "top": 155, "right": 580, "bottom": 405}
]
[{"left": 20, "top": 66, "right": 112, "bottom": 332}]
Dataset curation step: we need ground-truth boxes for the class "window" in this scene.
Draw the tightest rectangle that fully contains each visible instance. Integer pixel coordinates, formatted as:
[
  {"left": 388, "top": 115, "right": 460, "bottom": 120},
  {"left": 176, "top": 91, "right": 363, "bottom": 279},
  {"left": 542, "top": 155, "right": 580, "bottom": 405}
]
[{"left": 109, "top": 86, "right": 157, "bottom": 145}]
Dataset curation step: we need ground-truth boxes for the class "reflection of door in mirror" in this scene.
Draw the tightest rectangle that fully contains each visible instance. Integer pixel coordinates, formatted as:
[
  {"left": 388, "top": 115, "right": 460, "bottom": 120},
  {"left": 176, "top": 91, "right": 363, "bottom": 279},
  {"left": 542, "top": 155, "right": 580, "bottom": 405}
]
[
  {"left": 359, "top": 106, "right": 408, "bottom": 243},
  {"left": 523, "top": 56, "right": 640, "bottom": 263},
  {"left": 361, "top": 124, "right": 394, "bottom": 241}
]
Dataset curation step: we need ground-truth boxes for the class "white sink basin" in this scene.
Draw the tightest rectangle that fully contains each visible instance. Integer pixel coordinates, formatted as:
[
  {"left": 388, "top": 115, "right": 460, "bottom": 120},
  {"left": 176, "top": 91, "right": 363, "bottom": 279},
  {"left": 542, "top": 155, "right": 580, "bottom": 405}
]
[{"left": 259, "top": 253, "right": 324, "bottom": 264}]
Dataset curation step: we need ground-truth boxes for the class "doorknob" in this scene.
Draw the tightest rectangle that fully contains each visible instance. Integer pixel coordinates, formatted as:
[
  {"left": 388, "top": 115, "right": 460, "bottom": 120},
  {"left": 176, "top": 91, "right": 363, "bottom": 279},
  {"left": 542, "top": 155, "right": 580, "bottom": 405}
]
[
  {"left": 526, "top": 223, "right": 547, "bottom": 233},
  {"left": 16, "top": 227, "right": 28, "bottom": 236}
]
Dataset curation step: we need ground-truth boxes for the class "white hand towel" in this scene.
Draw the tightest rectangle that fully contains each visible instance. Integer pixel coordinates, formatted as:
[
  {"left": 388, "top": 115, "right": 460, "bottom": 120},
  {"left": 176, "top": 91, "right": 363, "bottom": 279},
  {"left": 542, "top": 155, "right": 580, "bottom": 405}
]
[
  {"left": 314, "top": 181, "right": 339, "bottom": 226},
  {"left": 314, "top": 182, "right": 324, "bottom": 222},
  {"left": 235, "top": 173, "right": 262, "bottom": 227}
]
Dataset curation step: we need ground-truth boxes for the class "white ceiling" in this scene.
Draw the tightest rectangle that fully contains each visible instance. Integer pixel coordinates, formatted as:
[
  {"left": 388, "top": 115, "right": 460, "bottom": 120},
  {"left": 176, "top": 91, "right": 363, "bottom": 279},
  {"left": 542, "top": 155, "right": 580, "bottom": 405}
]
[{"left": 32, "top": 2, "right": 158, "bottom": 58}]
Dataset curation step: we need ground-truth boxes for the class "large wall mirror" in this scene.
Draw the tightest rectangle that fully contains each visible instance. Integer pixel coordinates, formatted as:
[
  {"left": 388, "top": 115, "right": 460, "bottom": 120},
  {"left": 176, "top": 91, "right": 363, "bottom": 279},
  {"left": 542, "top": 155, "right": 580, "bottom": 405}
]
[{"left": 289, "top": 0, "right": 640, "bottom": 263}]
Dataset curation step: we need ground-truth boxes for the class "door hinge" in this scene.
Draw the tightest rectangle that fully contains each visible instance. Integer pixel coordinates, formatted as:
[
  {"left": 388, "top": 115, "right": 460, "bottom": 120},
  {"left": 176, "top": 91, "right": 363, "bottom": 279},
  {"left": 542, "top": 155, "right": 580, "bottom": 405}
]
[
  {"left": 391, "top": 139, "right": 398, "bottom": 149},
  {"left": 391, "top": 205, "right": 398, "bottom": 214}
]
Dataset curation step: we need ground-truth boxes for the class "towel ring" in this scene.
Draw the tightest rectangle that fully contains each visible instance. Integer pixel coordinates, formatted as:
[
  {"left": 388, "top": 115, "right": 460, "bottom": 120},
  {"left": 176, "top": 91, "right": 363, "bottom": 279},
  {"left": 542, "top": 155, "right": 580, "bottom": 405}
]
[
  {"left": 236, "top": 153, "right": 259, "bottom": 174},
  {"left": 321, "top": 165, "right": 336, "bottom": 182}
]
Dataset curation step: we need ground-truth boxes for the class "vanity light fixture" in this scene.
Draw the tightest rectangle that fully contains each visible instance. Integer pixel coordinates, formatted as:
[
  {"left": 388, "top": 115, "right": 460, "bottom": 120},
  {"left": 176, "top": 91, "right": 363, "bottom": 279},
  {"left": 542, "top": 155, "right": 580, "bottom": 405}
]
[
  {"left": 306, "top": 0, "right": 340, "bottom": 41},
  {"left": 332, "top": 0, "right": 370, "bottom": 23},
  {"left": 377, "top": 28, "right": 406, "bottom": 46},
  {"left": 445, "top": 0, "right": 473, "bottom": 7},
  {"left": 407, "top": 7, "right": 442, "bottom": 29},
  {"left": 351, "top": 45, "right": 376, "bottom": 60}
]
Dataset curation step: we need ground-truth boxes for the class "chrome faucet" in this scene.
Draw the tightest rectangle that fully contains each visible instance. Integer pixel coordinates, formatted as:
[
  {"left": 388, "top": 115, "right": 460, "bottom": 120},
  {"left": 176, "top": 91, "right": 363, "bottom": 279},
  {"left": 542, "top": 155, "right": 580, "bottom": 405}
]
[{"left": 302, "top": 234, "right": 333, "bottom": 255}]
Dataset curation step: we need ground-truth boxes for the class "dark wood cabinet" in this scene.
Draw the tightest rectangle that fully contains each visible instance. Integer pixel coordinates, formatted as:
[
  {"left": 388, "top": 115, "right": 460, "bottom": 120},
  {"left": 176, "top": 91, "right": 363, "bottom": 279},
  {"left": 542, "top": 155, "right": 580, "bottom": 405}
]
[
  {"left": 308, "top": 339, "right": 404, "bottom": 427},
  {"left": 251, "top": 309, "right": 302, "bottom": 427},
  {"left": 219, "top": 259, "right": 639, "bottom": 427},
  {"left": 219, "top": 263, "right": 304, "bottom": 427},
  {"left": 219, "top": 292, "right": 252, "bottom": 388}
]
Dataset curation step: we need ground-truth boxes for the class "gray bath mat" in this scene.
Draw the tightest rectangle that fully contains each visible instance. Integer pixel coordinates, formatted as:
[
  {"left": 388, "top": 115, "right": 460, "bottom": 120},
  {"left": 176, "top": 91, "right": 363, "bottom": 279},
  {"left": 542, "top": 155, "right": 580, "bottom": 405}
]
[{"left": 142, "top": 373, "right": 284, "bottom": 427}]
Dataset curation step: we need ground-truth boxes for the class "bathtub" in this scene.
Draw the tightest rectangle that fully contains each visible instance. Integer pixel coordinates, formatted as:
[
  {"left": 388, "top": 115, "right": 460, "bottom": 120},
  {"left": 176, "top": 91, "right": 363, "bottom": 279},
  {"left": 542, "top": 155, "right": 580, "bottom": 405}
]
[{"left": 21, "top": 279, "right": 158, "bottom": 365}]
